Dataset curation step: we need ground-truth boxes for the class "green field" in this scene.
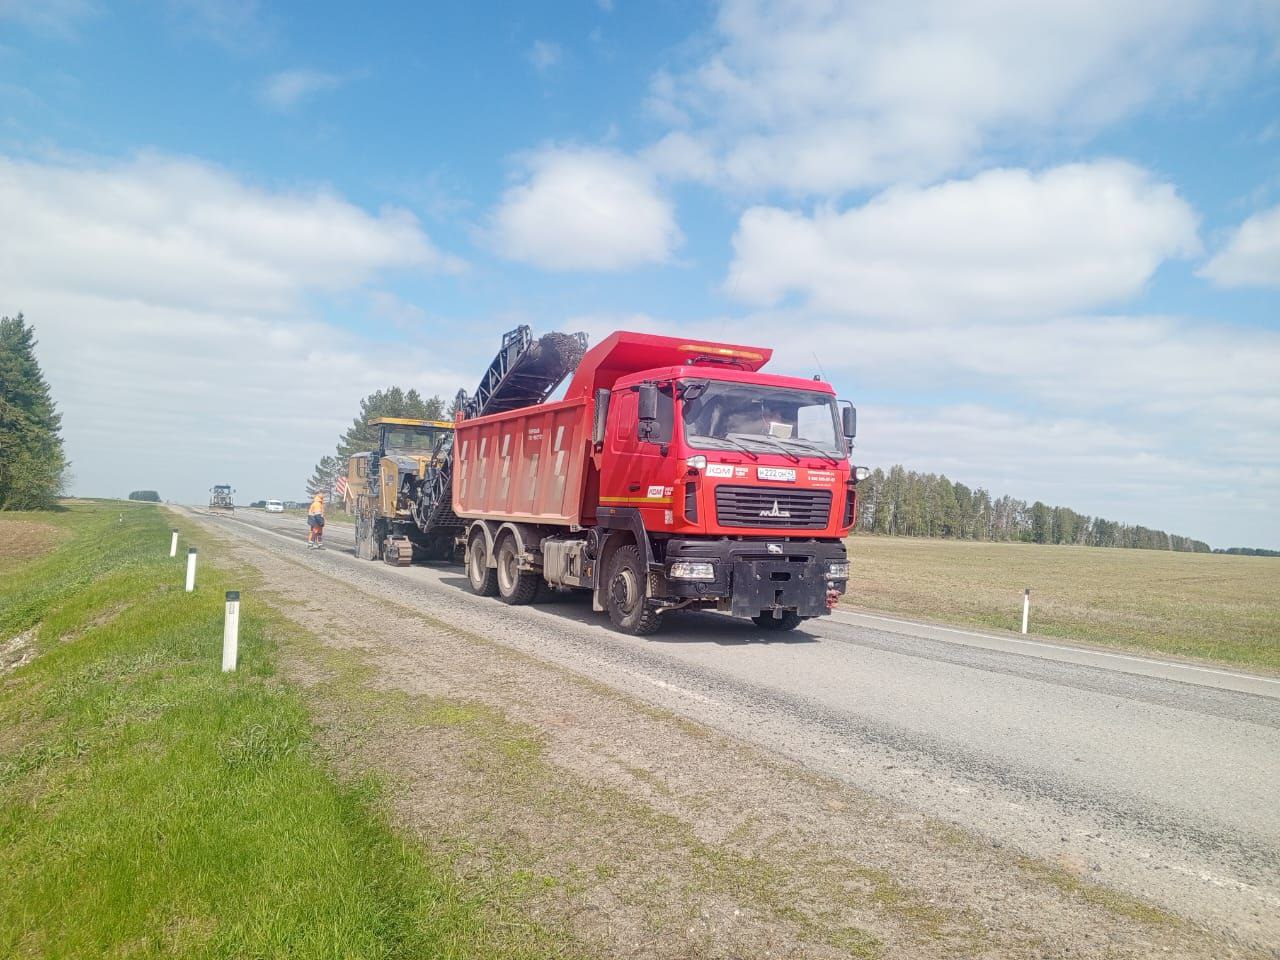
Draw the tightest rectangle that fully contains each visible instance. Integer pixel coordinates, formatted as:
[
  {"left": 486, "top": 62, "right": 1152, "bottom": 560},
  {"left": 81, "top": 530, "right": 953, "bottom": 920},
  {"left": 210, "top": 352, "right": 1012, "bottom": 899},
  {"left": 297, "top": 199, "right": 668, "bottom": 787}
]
[
  {"left": 845, "top": 535, "right": 1280, "bottom": 671},
  {"left": 0, "top": 501, "right": 565, "bottom": 959}
]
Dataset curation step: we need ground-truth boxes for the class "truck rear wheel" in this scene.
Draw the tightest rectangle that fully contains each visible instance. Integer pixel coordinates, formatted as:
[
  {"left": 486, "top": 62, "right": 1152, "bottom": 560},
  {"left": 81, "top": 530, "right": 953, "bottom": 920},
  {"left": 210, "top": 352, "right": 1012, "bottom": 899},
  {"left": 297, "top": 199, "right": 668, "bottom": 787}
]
[
  {"left": 496, "top": 535, "right": 539, "bottom": 605},
  {"left": 466, "top": 533, "right": 498, "bottom": 597},
  {"left": 605, "top": 545, "right": 662, "bottom": 636},
  {"left": 751, "top": 611, "right": 803, "bottom": 631}
]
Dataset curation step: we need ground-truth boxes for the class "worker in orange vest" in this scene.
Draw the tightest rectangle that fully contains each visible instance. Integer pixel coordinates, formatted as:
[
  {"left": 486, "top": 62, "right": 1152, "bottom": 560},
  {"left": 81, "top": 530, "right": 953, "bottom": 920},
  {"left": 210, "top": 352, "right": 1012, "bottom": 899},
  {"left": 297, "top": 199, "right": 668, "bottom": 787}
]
[{"left": 307, "top": 492, "right": 326, "bottom": 549}]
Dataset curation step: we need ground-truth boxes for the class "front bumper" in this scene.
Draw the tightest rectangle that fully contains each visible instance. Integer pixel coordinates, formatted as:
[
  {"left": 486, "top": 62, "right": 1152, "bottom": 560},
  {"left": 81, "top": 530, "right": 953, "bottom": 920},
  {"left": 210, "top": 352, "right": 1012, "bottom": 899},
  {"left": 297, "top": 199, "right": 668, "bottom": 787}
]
[{"left": 660, "top": 538, "right": 848, "bottom": 618}]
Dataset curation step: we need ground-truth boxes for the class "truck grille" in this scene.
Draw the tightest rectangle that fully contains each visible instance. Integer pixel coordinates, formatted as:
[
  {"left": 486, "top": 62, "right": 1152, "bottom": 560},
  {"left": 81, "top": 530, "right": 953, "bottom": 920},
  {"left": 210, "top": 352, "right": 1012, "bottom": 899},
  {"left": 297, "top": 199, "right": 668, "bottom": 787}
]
[{"left": 714, "top": 486, "right": 832, "bottom": 529}]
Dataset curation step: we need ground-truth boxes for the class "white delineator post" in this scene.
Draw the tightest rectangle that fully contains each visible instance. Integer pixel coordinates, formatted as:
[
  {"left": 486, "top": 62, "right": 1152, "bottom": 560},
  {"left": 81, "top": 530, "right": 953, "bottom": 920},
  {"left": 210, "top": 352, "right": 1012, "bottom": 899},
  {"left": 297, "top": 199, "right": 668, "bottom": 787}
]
[
  {"left": 1021, "top": 588, "right": 1031, "bottom": 635},
  {"left": 185, "top": 547, "right": 198, "bottom": 592},
  {"left": 169, "top": 529, "right": 179, "bottom": 558},
  {"left": 222, "top": 591, "right": 240, "bottom": 672}
]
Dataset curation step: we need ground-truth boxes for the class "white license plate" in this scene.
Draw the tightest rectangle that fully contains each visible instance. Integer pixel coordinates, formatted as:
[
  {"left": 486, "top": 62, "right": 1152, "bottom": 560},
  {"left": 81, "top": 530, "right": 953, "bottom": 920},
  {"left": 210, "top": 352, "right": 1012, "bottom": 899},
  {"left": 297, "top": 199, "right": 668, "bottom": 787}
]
[{"left": 757, "top": 467, "right": 796, "bottom": 482}]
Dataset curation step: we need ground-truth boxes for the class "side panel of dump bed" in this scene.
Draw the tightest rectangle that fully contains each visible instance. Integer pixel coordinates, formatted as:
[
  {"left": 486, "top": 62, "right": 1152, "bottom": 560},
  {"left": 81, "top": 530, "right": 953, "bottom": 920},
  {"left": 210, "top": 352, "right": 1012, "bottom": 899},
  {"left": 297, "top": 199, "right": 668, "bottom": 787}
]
[{"left": 453, "top": 397, "right": 591, "bottom": 526}]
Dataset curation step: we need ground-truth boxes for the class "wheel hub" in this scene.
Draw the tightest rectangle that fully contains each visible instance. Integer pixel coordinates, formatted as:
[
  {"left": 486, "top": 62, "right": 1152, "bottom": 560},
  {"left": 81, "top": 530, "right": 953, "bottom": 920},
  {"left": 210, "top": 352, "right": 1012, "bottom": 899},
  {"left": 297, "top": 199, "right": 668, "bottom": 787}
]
[{"left": 610, "top": 569, "right": 638, "bottom": 611}]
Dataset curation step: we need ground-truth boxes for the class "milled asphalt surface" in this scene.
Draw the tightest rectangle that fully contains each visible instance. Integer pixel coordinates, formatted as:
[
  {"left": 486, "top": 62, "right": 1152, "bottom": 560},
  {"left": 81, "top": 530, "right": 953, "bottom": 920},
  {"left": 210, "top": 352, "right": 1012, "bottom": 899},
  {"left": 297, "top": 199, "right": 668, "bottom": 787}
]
[{"left": 193, "top": 507, "right": 1280, "bottom": 947}]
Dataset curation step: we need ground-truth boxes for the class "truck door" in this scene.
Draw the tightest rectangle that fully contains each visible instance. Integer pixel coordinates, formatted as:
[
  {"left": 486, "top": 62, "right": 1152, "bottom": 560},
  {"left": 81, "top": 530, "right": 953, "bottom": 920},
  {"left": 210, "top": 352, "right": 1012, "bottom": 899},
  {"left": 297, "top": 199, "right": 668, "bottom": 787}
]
[{"left": 600, "top": 386, "right": 673, "bottom": 529}]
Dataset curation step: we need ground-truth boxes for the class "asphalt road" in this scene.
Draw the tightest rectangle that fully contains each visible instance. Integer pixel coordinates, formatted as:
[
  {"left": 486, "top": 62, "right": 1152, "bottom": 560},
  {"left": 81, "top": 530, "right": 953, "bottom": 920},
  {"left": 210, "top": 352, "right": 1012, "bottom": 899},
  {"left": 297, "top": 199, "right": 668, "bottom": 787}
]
[{"left": 196, "top": 507, "right": 1280, "bottom": 946}]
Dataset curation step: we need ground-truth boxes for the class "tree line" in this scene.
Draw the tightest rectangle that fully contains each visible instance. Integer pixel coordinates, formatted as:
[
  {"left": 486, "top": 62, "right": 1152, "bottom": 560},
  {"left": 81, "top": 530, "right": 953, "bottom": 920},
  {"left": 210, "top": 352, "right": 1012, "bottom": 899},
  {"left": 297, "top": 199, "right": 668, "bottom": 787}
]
[{"left": 854, "top": 465, "right": 1212, "bottom": 552}]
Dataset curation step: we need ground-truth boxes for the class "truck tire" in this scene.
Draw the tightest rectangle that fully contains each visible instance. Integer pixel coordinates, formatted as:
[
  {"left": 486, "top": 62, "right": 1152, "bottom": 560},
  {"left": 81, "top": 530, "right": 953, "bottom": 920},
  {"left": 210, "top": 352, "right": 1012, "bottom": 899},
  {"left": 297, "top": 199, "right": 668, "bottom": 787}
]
[
  {"left": 466, "top": 532, "right": 498, "bottom": 597},
  {"left": 605, "top": 545, "right": 662, "bottom": 636},
  {"left": 495, "top": 535, "right": 539, "bottom": 605},
  {"left": 751, "top": 611, "right": 804, "bottom": 631}
]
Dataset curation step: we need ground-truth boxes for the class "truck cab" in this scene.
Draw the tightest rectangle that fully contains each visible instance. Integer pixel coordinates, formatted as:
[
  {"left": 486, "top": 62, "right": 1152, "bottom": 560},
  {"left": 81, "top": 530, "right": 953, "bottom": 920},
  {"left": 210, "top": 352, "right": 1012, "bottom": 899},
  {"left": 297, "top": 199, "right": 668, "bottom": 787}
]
[{"left": 594, "top": 356, "right": 855, "bottom": 626}]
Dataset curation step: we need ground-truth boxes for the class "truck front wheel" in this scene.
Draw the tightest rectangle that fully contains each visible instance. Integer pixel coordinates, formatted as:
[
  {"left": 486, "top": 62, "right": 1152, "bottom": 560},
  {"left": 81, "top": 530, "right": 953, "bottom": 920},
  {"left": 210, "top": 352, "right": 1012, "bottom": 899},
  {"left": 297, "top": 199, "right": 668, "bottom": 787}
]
[
  {"left": 605, "top": 545, "right": 662, "bottom": 636},
  {"left": 466, "top": 533, "right": 498, "bottom": 597}
]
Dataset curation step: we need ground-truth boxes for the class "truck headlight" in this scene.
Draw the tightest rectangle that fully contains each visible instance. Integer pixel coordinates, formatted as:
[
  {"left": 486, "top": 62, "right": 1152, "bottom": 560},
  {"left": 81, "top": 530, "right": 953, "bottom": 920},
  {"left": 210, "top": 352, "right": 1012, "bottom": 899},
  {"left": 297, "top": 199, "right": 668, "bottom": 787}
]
[
  {"left": 854, "top": 466, "right": 870, "bottom": 481},
  {"left": 670, "top": 560, "right": 716, "bottom": 581},
  {"left": 826, "top": 561, "right": 850, "bottom": 579},
  {"left": 685, "top": 455, "right": 708, "bottom": 471}
]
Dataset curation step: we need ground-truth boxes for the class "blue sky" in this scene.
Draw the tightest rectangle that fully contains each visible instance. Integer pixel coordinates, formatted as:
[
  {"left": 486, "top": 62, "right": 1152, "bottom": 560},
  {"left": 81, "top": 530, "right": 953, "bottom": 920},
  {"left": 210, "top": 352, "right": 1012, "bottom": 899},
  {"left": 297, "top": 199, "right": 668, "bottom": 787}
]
[{"left": 2, "top": 1, "right": 1278, "bottom": 547}]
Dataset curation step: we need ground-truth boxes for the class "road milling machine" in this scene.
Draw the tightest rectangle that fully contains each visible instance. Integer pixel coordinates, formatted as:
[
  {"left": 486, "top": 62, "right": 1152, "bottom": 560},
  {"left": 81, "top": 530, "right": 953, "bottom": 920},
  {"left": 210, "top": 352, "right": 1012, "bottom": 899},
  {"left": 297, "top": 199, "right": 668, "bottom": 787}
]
[
  {"left": 208, "top": 484, "right": 235, "bottom": 512},
  {"left": 345, "top": 417, "right": 457, "bottom": 565}
]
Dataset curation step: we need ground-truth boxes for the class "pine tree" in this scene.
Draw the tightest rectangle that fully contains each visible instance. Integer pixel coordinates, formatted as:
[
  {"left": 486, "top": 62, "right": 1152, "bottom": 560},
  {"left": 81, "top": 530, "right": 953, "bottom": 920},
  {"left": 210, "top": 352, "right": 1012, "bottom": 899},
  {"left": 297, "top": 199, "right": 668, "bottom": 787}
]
[
  {"left": 335, "top": 388, "right": 446, "bottom": 459},
  {"left": 307, "top": 455, "right": 342, "bottom": 496},
  {"left": 0, "top": 314, "right": 67, "bottom": 510}
]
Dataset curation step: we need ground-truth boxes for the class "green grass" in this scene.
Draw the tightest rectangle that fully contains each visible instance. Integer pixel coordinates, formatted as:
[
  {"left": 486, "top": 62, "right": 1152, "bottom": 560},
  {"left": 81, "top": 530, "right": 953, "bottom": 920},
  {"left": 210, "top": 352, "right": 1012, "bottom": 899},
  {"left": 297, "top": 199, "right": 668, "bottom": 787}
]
[
  {"left": 845, "top": 534, "right": 1280, "bottom": 671},
  {"left": 0, "top": 501, "right": 568, "bottom": 959}
]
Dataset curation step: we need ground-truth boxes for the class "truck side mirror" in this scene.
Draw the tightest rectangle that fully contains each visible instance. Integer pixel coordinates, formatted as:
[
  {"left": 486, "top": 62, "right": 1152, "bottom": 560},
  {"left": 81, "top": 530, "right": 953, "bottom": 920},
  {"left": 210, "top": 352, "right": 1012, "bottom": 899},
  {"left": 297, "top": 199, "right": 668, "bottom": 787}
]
[
  {"left": 592, "top": 389, "right": 610, "bottom": 446},
  {"left": 842, "top": 404, "right": 856, "bottom": 439},
  {"left": 637, "top": 383, "right": 659, "bottom": 424}
]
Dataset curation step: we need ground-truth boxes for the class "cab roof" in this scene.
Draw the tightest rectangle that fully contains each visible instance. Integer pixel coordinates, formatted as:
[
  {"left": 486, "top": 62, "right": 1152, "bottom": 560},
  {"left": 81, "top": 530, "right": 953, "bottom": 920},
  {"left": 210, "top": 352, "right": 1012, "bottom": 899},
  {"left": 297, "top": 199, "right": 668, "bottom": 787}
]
[
  {"left": 370, "top": 417, "right": 454, "bottom": 429},
  {"left": 564, "top": 331, "right": 775, "bottom": 401}
]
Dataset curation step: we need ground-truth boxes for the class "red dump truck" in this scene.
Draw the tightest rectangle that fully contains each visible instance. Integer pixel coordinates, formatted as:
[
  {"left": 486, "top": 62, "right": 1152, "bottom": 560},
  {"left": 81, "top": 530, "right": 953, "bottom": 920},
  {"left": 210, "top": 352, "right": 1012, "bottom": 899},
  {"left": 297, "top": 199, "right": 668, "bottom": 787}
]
[{"left": 453, "top": 331, "right": 866, "bottom": 635}]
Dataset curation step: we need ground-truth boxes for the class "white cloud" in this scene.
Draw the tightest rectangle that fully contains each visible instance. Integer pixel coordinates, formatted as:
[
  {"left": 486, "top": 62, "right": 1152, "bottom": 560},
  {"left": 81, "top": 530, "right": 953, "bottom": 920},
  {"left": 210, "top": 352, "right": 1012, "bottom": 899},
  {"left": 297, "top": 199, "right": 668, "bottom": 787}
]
[
  {"left": 0, "top": 152, "right": 468, "bottom": 504},
  {"left": 367, "top": 289, "right": 428, "bottom": 329},
  {"left": 0, "top": 0, "right": 96, "bottom": 38},
  {"left": 641, "top": 131, "right": 719, "bottom": 183},
  {"left": 1199, "top": 202, "right": 1280, "bottom": 289},
  {"left": 260, "top": 69, "right": 343, "bottom": 111},
  {"left": 852, "top": 402, "right": 1278, "bottom": 547},
  {"left": 527, "top": 40, "right": 561, "bottom": 72},
  {"left": 725, "top": 162, "right": 1199, "bottom": 319},
  {"left": 651, "top": 0, "right": 1279, "bottom": 195},
  {"left": 0, "top": 153, "right": 460, "bottom": 315},
  {"left": 163, "top": 0, "right": 265, "bottom": 50},
  {"left": 489, "top": 147, "right": 681, "bottom": 271}
]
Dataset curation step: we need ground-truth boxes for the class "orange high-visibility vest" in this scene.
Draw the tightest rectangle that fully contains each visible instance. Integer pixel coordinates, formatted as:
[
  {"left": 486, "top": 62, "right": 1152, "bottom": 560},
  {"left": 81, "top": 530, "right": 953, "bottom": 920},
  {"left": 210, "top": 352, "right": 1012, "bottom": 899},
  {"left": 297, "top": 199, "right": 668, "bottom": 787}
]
[{"left": 308, "top": 496, "right": 325, "bottom": 518}]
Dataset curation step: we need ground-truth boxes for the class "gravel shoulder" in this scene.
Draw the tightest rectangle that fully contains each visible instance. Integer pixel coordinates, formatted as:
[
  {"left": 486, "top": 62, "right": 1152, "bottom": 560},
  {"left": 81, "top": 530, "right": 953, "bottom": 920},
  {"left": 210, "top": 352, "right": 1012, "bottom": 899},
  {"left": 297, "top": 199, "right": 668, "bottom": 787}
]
[{"left": 185, "top": 508, "right": 1272, "bottom": 959}]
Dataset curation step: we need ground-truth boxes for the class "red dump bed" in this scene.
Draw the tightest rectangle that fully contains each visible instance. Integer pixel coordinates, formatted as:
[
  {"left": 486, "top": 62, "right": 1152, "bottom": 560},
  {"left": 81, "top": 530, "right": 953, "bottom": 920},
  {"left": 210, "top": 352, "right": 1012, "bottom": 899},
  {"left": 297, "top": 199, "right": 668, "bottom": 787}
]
[{"left": 452, "top": 396, "right": 593, "bottom": 526}]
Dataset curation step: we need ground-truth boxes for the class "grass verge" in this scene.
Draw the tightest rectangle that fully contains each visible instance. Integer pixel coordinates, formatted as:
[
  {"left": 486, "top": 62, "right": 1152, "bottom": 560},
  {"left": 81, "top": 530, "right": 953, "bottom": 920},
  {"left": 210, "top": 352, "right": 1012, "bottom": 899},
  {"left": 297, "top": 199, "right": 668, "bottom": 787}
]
[
  {"left": 845, "top": 534, "right": 1280, "bottom": 671},
  {"left": 0, "top": 501, "right": 570, "bottom": 959}
]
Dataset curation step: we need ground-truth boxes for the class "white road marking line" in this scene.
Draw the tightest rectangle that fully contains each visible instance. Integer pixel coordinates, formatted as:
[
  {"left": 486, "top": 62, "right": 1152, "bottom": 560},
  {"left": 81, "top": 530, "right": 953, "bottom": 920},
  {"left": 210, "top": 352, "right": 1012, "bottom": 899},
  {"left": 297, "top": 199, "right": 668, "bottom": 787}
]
[
  {"left": 1167, "top": 863, "right": 1280, "bottom": 907},
  {"left": 643, "top": 676, "right": 724, "bottom": 707},
  {"left": 836, "top": 609, "right": 1280, "bottom": 686}
]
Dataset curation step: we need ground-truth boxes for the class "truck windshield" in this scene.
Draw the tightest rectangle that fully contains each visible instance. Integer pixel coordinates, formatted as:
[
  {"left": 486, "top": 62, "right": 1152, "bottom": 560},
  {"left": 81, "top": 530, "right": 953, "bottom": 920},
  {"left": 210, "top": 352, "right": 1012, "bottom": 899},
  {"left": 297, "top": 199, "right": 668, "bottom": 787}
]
[
  {"left": 385, "top": 428, "right": 447, "bottom": 455},
  {"left": 680, "top": 381, "right": 843, "bottom": 456}
]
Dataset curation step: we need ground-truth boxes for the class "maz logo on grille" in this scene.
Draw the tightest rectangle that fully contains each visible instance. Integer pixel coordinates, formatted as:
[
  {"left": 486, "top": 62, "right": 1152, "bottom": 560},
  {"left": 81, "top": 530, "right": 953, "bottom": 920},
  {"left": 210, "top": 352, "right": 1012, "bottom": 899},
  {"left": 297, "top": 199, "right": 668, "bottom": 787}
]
[{"left": 759, "top": 500, "right": 792, "bottom": 518}]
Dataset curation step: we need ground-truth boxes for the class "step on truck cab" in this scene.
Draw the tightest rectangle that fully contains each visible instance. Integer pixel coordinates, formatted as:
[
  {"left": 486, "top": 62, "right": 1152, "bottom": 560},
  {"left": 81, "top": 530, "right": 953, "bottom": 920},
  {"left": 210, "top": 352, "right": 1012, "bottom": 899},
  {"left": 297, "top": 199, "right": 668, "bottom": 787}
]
[{"left": 455, "top": 331, "right": 864, "bottom": 635}]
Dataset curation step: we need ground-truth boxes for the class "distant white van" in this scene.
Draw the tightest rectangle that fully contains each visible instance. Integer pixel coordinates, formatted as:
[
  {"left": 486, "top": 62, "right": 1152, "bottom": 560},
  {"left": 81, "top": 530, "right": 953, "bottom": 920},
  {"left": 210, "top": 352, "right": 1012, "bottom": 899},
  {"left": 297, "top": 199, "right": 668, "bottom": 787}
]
[{"left": 265, "top": 499, "right": 285, "bottom": 513}]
